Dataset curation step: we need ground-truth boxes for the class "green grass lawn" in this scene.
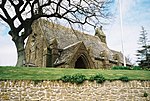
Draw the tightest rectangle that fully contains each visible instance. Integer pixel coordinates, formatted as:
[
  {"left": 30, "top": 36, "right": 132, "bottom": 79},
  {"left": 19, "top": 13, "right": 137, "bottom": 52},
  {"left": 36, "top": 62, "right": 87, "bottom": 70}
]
[{"left": 0, "top": 66, "right": 150, "bottom": 80}]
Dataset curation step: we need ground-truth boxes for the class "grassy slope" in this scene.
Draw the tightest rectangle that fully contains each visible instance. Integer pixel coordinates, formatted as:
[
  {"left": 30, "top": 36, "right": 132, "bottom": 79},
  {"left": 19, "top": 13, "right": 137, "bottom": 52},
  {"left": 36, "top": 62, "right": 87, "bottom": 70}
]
[{"left": 0, "top": 66, "right": 150, "bottom": 80}]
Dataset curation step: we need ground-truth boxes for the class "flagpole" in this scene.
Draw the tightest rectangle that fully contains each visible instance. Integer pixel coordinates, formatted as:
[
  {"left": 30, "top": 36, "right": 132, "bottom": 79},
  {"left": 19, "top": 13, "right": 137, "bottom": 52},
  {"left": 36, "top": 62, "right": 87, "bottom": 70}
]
[{"left": 119, "top": 0, "right": 126, "bottom": 67}]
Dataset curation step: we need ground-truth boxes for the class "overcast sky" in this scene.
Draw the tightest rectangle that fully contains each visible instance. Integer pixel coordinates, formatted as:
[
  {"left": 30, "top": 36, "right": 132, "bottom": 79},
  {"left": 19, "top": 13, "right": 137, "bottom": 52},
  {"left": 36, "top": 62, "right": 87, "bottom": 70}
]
[{"left": 0, "top": 0, "right": 150, "bottom": 66}]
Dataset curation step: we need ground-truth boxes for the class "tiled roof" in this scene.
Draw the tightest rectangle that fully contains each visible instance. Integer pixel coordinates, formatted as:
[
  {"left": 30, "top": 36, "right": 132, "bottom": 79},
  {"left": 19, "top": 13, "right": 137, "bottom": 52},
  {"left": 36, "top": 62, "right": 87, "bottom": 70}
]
[{"left": 33, "top": 19, "right": 131, "bottom": 65}]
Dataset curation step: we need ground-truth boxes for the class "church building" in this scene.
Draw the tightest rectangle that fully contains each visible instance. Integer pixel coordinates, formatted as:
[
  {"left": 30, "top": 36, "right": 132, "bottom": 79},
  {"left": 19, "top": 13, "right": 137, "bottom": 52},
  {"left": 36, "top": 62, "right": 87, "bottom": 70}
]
[{"left": 25, "top": 19, "right": 131, "bottom": 69}]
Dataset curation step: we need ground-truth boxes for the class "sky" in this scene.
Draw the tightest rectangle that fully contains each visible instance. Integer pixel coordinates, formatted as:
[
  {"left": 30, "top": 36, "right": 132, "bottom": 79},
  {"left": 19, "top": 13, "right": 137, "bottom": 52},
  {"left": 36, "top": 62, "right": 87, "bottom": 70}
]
[
  {"left": 0, "top": 0, "right": 150, "bottom": 66},
  {"left": 103, "top": 0, "right": 150, "bottom": 65}
]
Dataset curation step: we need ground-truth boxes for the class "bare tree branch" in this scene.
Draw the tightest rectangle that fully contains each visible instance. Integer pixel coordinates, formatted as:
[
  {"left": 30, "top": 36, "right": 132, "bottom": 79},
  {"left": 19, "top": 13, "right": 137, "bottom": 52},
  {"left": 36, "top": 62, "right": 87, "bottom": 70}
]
[{"left": 0, "top": 0, "right": 112, "bottom": 66}]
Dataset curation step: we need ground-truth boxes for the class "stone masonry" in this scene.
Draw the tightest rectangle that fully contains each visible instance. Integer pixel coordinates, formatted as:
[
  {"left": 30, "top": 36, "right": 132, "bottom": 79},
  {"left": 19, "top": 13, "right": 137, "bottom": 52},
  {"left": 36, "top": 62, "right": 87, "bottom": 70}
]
[
  {"left": 0, "top": 80, "right": 150, "bottom": 101},
  {"left": 25, "top": 20, "right": 132, "bottom": 68}
]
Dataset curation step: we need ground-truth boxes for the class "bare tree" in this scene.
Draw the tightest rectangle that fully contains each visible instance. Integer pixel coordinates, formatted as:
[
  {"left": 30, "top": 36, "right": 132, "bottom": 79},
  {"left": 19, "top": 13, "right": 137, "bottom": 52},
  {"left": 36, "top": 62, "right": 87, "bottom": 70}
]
[{"left": 0, "top": 0, "right": 111, "bottom": 66}]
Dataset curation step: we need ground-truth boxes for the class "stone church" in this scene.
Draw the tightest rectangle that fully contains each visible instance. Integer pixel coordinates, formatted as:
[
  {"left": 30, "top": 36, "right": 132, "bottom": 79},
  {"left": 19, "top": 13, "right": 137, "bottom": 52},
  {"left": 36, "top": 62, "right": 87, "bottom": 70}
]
[{"left": 25, "top": 19, "right": 131, "bottom": 69}]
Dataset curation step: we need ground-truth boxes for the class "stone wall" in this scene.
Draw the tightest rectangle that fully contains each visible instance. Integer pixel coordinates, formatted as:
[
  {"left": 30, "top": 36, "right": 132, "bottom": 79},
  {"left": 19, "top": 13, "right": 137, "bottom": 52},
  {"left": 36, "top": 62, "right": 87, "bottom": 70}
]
[{"left": 0, "top": 80, "right": 150, "bottom": 101}]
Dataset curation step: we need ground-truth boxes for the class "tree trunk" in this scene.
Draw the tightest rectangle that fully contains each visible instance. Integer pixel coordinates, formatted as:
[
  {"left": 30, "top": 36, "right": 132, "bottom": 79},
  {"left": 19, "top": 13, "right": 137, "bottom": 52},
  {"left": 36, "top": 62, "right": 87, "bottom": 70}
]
[{"left": 13, "top": 37, "right": 26, "bottom": 67}]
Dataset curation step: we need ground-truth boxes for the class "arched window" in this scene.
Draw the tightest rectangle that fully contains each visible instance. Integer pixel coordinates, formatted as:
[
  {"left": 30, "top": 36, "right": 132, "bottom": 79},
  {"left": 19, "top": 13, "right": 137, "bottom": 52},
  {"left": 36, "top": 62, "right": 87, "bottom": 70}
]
[
  {"left": 46, "top": 48, "right": 52, "bottom": 67},
  {"left": 29, "top": 50, "right": 31, "bottom": 62},
  {"left": 35, "top": 46, "right": 38, "bottom": 59}
]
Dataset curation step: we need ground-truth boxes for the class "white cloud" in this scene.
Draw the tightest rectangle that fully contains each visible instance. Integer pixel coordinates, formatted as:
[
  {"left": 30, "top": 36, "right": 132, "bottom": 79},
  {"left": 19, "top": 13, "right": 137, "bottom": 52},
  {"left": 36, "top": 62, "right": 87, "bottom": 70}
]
[
  {"left": 104, "top": 0, "right": 150, "bottom": 65},
  {"left": 0, "top": 34, "right": 17, "bottom": 66},
  {"left": 104, "top": 21, "right": 140, "bottom": 64},
  {"left": 120, "top": 0, "right": 134, "bottom": 16}
]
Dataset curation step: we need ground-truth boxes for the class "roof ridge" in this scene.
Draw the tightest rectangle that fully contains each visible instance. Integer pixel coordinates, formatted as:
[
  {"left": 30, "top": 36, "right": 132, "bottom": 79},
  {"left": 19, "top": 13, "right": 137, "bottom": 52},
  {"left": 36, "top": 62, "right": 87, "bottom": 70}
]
[{"left": 63, "top": 41, "right": 82, "bottom": 50}]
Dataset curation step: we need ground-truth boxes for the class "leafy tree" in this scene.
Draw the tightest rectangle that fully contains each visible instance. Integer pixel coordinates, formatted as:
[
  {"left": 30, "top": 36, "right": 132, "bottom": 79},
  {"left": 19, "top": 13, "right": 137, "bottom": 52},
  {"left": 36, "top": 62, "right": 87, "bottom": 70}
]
[
  {"left": 136, "top": 26, "right": 150, "bottom": 68},
  {"left": 0, "top": 0, "right": 112, "bottom": 66}
]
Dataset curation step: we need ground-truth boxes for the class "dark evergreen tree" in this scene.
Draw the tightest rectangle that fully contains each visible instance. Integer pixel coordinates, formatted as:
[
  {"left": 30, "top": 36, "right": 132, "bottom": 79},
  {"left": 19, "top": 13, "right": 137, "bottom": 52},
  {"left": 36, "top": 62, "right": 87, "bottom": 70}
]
[{"left": 136, "top": 26, "right": 150, "bottom": 68}]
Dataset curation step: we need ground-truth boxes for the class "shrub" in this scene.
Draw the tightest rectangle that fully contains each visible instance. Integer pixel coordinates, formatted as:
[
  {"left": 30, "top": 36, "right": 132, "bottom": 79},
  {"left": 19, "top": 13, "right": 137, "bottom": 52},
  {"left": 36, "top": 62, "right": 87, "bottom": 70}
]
[
  {"left": 71, "top": 73, "right": 86, "bottom": 84},
  {"left": 33, "top": 80, "right": 43, "bottom": 85},
  {"left": 119, "top": 76, "right": 129, "bottom": 82},
  {"left": 60, "top": 74, "right": 86, "bottom": 84},
  {"left": 59, "top": 75, "right": 72, "bottom": 83},
  {"left": 131, "top": 66, "right": 142, "bottom": 70},
  {"left": 142, "top": 67, "right": 150, "bottom": 71},
  {"left": 89, "top": 74, "right": 105, "bottom": 84},
  {"left": 111, "top": 66, "right": 131, "bottom": 70},
  {"left": 143, "top": 92, "right": 148, "bottom": 97}
]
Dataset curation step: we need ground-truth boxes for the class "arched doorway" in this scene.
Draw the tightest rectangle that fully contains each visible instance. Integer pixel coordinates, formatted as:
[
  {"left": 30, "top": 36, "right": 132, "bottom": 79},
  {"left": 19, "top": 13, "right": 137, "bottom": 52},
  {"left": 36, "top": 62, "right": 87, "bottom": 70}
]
[{"left": 75, "top": 55, "right": 88, "bottom": 69}]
